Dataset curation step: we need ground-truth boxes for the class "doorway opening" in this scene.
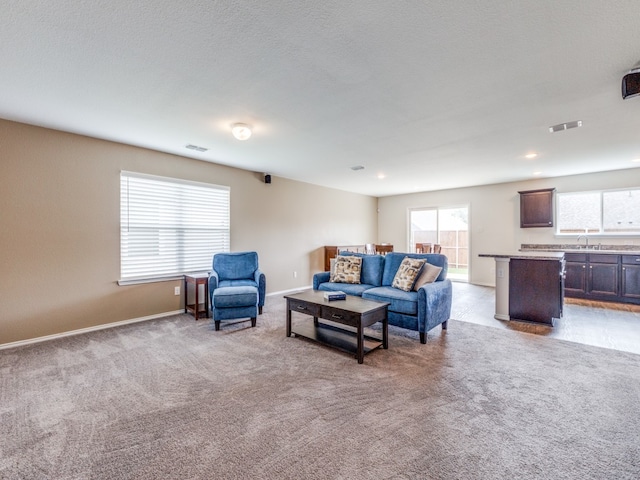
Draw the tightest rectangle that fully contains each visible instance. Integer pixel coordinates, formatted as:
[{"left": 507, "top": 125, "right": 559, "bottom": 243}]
[{"left": 409, "top": 206, "right": 469, "bottom": 282}]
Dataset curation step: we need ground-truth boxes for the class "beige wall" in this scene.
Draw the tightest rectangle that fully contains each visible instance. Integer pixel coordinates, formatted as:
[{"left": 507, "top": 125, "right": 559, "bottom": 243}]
[
  {"left": 378, "top": 169, "right": 640, "bottom": 287},
  {"left": 0, "top": 119, "right": 377, "bottom": 344}
]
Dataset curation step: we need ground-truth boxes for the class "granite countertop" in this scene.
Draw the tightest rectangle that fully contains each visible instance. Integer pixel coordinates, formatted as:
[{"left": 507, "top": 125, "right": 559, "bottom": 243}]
[
  {"left": 479, "top": 252, "right": 565, "bottom": 260},
  {"left": 520, "top": 244, "right": 640, "bottom": 255}
]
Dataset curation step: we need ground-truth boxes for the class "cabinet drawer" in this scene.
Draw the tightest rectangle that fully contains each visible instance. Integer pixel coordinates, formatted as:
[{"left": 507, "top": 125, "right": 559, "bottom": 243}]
[
  {"left": 622, "top": 255, "right": 640, "bottom": 265},
  {"left": 588, "top": 254, "right": 619, "bottom": 264},
  {"left": 321, "top": 305, "right": 360, "bottom": 326},
  {"left": 288, "top": 299, "right": 321, "bottom": 317},
  {"left": 565, "top": 253, "right": 587, "bottom": 262}
]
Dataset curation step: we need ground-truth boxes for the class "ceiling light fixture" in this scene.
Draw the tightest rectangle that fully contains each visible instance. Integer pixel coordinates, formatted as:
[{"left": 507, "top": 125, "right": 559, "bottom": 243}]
[
  {"left": 231, "top": 123, "right": 252, "bottom": 141},
  {"left": 525, "top": 153, "right": 538, "bottom": 159}
]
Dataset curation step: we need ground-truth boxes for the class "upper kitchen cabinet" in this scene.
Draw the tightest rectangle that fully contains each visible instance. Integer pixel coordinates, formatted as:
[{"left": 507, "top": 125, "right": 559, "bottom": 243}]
[{"left": 519, "top": 188, "right": 555, "bottom": 228}]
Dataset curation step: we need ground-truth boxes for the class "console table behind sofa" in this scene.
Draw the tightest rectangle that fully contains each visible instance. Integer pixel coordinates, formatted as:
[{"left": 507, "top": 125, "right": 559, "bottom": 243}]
[{"left": 324, "top": 244, "right": 394, "bottom": 271}]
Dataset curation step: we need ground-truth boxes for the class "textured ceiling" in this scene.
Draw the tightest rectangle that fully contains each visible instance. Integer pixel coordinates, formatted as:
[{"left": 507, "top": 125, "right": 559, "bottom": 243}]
[{"left": 2, "top": 1, "right": 640, "bottom": 196}]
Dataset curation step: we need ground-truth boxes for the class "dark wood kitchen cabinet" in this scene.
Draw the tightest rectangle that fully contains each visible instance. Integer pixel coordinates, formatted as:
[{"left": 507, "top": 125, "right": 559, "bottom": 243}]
[
  {"left": 565, "top": 253, "right": 617, "bottom": 299},
  {"left": 621, "top": 255, "right": 640, "bottom": 300},
  {"left": 564, "top": 252, "right": 587, "bottom": 296},
  {"left": 587, "top": 254, "right": 618, "bottom": 298},
  {"left": 518, "top": 188, "right": 555, "bottom": 228},
  {"left": 509, "top": 258, "right": 564, "bottom": 325},
  {"left": 564, "top": 252, "right": 640, "bottom": 305}
]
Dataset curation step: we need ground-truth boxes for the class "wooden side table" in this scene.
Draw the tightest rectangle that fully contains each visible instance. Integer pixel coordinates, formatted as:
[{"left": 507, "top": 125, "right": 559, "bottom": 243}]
[{"left": 185, "top": 273, "right": 210, "bottom": 320}]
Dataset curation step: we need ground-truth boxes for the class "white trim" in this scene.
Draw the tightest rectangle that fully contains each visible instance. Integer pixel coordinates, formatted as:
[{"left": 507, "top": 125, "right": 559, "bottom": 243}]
[
  {"left": 117, "top": 276, "right": 184, "bottom": 286},
  {"left": 267, "top": 286, "right": 312, "bottom": 297},
  {"left": 0, "top": 310, "right": 184, "bottom": 351}
]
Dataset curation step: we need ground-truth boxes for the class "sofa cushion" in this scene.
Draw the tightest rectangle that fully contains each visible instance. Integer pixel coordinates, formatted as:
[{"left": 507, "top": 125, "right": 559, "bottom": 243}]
[
  {"left": 318, "top": 282, "right": 374, "bottom": 297},
  {"left": 362, "top": 286, "right": 418, "bottom": 315},
  {"left": 338, "top": 252, "right": 385, "bottom": 286},
  {"left": 213, "top": 286, "right": 258, "bottom": 308},
  {"left": 391, "top": 257, "right": 426, "bottom": 291},
  {"left": 213, "top": 252, "right": 258, "bottom": 281},
  {"left": 382, "top": 252, "right": 448, "bottom": 286},
  {"left": 330, "top": 255, "right": 362, "bottom": 284},
  {"left": 413, "top": 262, "right": 443, "bottom": 290}
]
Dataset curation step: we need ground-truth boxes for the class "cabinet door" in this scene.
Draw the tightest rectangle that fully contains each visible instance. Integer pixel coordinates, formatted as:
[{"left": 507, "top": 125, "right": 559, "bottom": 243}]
[
  {"left": 519, "top": 188, "right": 555, "bottom": 228},
  {"left": 621, "top": 256, "right": 640, "bottom": 299},
  {"left": 509, "top": 259, "right": 562, "bottom": 324},
  {"left": 588, "top": 263, "right": 618, "bottom": 297},
  {"left": 564, "top": 261, "right": 587, "bottom": 296}
]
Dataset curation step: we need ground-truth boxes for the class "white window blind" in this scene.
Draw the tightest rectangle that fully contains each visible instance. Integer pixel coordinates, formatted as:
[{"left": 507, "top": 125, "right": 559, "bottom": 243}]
[
  {"left": 120, "top": 171, "right": 230, "bottom": 282},
  {"left": 557, "top": 187, "right": 640, "bottom": 235}
]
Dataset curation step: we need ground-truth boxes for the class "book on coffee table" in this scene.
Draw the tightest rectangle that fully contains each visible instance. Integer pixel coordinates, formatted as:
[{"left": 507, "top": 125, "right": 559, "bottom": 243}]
[{"left": 323, "top": 291, "right": 347, "bottom": 301}]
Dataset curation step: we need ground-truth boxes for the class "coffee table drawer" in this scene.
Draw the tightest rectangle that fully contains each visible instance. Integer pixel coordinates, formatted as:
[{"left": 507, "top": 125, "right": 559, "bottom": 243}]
[
  {"left": 289, "top": 298, "right": 321, "bottom": 317},
  {"left": 321, "top": 305, "right": 360, "bottom": 326}
]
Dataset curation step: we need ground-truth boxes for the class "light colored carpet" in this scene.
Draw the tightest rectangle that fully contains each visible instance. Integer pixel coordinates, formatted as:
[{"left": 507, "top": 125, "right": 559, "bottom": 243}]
[{"left": 2, "top": 294, "right": 640, "bottom": 479}]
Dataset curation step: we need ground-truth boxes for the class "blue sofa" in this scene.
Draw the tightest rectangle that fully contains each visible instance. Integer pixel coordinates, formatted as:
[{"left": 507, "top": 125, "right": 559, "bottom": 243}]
[{"left": 313, "top": 252, "right": 452, "bottom": 343}]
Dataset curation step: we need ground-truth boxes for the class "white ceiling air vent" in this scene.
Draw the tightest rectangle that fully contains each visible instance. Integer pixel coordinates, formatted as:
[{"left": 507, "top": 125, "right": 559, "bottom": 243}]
[
  {"left": 350, "top": 165, "right": 365, "bottom": 171},
  {"left": 185, "top": 144, "right": 208, "bottom": 152},
  {"left": 549, "top": 120, "right": 582, "bottom": 133}
]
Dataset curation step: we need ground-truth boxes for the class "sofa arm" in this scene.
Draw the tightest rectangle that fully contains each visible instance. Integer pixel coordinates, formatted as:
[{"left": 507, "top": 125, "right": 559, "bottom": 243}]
[
  {"left": 313, "top": 271, "right": 331, "bottom": 290},
  {"left": 208, "top": 271, "right": 219, "bottom": 304},
  {"left": 255, "top": 269, "right": 266, "bottom": 307},
  {"left": 417, "top": 279, "right": 453, "bottom": 333}
]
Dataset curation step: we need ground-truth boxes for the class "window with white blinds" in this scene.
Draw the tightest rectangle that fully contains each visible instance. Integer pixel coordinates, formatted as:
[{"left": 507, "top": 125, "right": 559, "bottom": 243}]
[{"left": 120, "top": 171, "right": 230, "bottom": 282}]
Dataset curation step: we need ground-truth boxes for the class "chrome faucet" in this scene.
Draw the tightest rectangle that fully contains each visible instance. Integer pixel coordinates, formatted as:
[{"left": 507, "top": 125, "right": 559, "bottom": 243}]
[{"left": 577, "top": 235, "right": 589, "bottom": 249}]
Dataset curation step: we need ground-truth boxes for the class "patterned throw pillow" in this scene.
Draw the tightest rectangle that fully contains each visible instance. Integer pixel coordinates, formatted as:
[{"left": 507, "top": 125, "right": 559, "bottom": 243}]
[
  {"left": 413, "top": 262, "right": 443, "bottom": 290},
  {"left": 330, "top": 255, "right": 362, "bottom": 284},
  {"left": 392, "top": 257, "right": 426, "bottom": 292}
]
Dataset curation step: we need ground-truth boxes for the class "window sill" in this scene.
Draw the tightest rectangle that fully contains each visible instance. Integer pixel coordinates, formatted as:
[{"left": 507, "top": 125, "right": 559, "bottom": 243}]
[{"left": 118, "top": 275, "right": 185, "bottom": 286}]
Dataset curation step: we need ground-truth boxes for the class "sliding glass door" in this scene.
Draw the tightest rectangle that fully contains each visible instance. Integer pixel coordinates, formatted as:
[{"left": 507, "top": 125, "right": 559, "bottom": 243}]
[{"left": 409, "top": 206, "right": 469, "bottom": 281}]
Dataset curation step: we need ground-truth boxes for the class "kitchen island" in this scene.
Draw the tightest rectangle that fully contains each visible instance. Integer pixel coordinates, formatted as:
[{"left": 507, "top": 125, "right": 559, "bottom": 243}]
[{"left": 479, "top": 252, "right": 565, "bottom": 325}]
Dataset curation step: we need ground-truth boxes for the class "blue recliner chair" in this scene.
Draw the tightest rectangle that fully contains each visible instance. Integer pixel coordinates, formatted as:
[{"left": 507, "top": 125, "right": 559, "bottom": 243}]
[{"left": 208, "top": 252, "right": 266, "bottom": 331}]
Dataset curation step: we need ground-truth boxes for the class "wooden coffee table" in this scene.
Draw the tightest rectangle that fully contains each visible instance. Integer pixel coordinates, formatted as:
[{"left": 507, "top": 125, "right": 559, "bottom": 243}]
[{"left": 285, "top": 290, "right": 389, "bottom": 364}]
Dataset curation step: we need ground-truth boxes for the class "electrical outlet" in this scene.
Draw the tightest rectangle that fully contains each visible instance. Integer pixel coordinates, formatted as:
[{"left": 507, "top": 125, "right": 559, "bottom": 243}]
[
  {"left": 293, "top": 271, "right": 297, "bottom": 278},
  {"left": 174, "top": 286, "right": 180, "bottom": 296},
  {"left": 497, "top": 268, "right": 504, "bottom": 278}
]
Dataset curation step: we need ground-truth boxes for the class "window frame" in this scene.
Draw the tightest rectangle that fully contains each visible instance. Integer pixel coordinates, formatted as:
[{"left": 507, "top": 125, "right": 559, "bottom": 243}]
[{"left": 119, "top": 171, "right": 230, "bottom": 284}]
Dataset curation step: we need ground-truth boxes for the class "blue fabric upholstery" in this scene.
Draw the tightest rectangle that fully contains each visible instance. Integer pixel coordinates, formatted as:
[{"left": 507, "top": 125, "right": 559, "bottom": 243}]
[
  {"left": 212, "top": 286, "right": 258, "bottom": 322},
  {"left": 339, "top": 252, "right": 385, "bottom": 286},
  {"left": 212, "top": 286, "right": 258, "bottom": 309},
  {"left": 313, "top": 252, "right": 452, "bottom": 344},
  {"left": 360, "top": 286, "right": 419, "bottom": 315},
  {"left": 209, "top": 252, "right": 265, "bottom": 330},
  {"left": 381, "top": 252, "right": 448, "bottom": 285},
  {"left": 209, "top": 251, "right": 266, "bottom": 313}
]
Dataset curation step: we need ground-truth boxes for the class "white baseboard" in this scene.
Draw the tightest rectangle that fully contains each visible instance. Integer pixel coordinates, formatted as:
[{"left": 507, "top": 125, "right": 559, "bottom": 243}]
[
  {"left": 267, "top": 286, "right": 312, "bottom": 297},
  {"left": 472, "top": 282, "right": 496, "bottom": 288},
  {"left": 0, "top": 310, "right": 184, "bottom": 351}
]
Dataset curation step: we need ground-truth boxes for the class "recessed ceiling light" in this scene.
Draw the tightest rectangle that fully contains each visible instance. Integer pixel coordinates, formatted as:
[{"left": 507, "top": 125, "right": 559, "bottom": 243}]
[
  {"left": 533, "top": 171, "right": 542, "bottom": 176},
  {"left": 525, "top": 153, "right": 538, "bottom": 159},
  {"left": 377, "top": 173, "right": 386, "bottom": 179},
  {"left": 231, "top": 123, "right": 252, "bottom": 141},
  {"left": 633, "top": 158, "right": 640, "bottom": 163}
]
